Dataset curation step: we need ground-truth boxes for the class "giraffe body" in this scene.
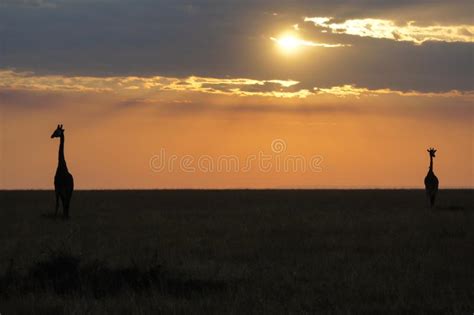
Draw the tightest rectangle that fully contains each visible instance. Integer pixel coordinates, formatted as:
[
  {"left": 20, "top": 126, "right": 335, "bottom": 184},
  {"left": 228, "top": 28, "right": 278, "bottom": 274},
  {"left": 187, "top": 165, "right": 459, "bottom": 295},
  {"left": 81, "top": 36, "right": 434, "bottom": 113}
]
[
  {"left": 424, "top": 148, "right": 438, "bottom": 208},
  {"left": 51, "top": 125, "right": 74, "bottom": 218},
  {"left": 54, "top": 165, "right": 74, "bottom": 218}
]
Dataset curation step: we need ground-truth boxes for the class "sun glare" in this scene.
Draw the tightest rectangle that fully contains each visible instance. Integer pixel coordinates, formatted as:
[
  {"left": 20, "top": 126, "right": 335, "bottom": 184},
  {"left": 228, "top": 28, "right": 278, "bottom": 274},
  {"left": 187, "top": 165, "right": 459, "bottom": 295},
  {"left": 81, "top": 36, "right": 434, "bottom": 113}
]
[{"left": 275, "top": 35, "right": 301, "bottom": 53}]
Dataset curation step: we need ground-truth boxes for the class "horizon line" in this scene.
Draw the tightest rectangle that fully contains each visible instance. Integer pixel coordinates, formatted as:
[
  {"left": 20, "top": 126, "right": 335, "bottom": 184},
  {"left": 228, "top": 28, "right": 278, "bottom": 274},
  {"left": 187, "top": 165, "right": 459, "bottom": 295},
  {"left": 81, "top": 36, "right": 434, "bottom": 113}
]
[{"left": 1, "top": 187, "right": 473, "bottom": 191}]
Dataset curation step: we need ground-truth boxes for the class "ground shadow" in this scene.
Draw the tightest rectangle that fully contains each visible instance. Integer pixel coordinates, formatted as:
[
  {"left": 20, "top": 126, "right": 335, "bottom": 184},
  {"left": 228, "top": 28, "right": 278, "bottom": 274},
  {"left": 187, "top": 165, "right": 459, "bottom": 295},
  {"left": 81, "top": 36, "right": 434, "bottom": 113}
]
[{"left": 0, "top": 249, "right": 232, "bottom": 299}]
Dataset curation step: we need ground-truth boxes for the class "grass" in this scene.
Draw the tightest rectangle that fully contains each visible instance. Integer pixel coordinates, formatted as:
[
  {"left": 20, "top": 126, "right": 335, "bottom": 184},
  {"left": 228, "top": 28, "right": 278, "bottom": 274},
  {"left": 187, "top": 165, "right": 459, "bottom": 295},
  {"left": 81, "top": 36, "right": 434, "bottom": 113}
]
[{"left": 0, "top": 190, "right": 473, "bottom": 314}]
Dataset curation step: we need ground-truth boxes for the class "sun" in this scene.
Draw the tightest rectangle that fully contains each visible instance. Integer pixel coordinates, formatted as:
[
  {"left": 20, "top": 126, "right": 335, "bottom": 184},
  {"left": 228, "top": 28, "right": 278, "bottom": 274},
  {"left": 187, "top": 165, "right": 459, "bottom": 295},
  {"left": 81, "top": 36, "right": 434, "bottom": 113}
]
[
  {"left": 273, "top": 34, "right": 303, "bottom": 54},
  {"left": 278, "top": 36, "right": 299, "bottom": 52}
]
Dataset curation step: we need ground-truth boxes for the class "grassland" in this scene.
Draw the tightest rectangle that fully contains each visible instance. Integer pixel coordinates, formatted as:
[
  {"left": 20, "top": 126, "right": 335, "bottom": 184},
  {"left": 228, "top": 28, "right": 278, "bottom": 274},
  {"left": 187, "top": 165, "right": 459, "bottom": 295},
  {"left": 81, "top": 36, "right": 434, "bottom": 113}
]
[{"left": 0, "top": 190, "right": 473, "bottom": 314}]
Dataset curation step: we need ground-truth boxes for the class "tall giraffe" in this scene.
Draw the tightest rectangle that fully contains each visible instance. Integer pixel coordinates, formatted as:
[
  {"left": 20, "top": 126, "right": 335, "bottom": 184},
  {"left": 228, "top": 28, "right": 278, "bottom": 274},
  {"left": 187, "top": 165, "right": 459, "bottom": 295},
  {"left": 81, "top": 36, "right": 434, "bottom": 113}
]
[
  {"left": 51, "top": 124, "right": 74, "bottom": 218},
  {"left": 424, "top": 148, "right": 439, "bottom": 208}
]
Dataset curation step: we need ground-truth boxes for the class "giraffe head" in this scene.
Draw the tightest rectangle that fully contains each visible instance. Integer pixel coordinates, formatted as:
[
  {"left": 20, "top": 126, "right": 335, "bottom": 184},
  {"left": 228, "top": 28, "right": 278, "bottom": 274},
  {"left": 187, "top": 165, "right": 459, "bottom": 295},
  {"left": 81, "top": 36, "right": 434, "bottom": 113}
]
[
  {"left": 427, "top": 147, "right": 437, "bottom": 158},
  {"left": 51, "top": 124, "right": 65, "bottom": 138}
]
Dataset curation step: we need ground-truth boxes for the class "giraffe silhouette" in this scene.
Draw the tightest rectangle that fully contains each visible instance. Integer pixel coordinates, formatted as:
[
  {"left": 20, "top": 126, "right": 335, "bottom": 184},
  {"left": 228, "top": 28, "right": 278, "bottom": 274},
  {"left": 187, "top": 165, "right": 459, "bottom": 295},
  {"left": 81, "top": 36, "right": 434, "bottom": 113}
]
[
  {"left": 424, "top": 148, "right": 439, "bottom": 208},
  {"left": 51, "top": 124, "right": 74, "bottom": 218}
]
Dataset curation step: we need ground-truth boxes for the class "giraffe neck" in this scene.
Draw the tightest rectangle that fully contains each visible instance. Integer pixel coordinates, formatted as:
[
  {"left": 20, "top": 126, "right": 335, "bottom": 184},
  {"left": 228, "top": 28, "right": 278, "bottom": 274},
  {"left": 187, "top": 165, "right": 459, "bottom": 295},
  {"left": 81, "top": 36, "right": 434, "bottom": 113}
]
[
  {"left": 429, "top": 155, "right": 433, "bottom": 172},
  {"left": 58, "top": 135, "right": 68, "bottom": 171}
]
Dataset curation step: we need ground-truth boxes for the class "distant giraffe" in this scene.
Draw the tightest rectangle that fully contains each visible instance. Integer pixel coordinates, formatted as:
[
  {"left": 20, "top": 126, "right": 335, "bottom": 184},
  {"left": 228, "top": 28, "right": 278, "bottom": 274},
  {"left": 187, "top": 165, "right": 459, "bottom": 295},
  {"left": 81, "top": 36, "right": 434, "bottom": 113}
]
[
  {"left": 424, "top": 148, "right": 439, "bottom": 208},
  {"left": 51, "top": 124, "right": 74, "bottom": 218}
]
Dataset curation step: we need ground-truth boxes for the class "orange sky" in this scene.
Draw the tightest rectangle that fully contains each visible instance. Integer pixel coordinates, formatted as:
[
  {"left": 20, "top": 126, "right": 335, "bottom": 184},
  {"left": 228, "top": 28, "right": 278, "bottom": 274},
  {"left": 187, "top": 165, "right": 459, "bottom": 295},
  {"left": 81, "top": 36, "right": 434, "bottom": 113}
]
[{"left": 1, "top": 87, "right": 472, "bottom": 189}]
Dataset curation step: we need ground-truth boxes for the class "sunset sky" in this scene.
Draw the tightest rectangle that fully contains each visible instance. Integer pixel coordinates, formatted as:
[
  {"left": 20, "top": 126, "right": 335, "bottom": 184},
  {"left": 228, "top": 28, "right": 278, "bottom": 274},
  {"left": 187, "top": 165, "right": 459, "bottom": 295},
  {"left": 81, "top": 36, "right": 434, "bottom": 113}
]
[{"left": 0, "top": 0, "right": 473, "bottom": 189}]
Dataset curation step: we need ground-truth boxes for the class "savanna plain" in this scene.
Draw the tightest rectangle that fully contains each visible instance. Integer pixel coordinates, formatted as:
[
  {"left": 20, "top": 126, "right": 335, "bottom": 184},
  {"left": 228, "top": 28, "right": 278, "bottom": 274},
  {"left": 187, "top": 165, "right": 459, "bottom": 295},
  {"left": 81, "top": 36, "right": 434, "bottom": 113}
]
[{"left": 0, "top": 190, "right": 473, "bottom": 314}]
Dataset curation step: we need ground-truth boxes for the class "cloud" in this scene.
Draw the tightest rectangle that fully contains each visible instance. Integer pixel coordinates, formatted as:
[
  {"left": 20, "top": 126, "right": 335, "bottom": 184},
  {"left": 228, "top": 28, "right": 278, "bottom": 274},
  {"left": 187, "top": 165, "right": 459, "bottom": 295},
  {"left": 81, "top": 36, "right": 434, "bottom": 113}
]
[
  {"left": 315, "top": 85, "right": 472, "bottom": 98},
  {"left": 1, "top": 70, "right": 471, "bottom": 100},
  {"left": 0, "top": 70, "right": 311, "bottom": 98},
  {"left": 270, "top": 36, "right": 349, "bottom": 48},
  {"left": 304, "top": 17, "right": 474, "bottom": 45}
]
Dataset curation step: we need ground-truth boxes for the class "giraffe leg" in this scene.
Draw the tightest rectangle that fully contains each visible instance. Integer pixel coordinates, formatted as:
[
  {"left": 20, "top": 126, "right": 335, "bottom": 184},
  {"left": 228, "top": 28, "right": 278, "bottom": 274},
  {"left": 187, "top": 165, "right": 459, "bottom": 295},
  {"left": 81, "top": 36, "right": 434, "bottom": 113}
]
[
  {"left": 55, "top": 192, "right": 60, "bottom": 216},
  {"left": 430, "top": 194, "right": 436, "bottom": 208},
  {"left": 62, "top": 195, "right": 70, "bottom": 219}
]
